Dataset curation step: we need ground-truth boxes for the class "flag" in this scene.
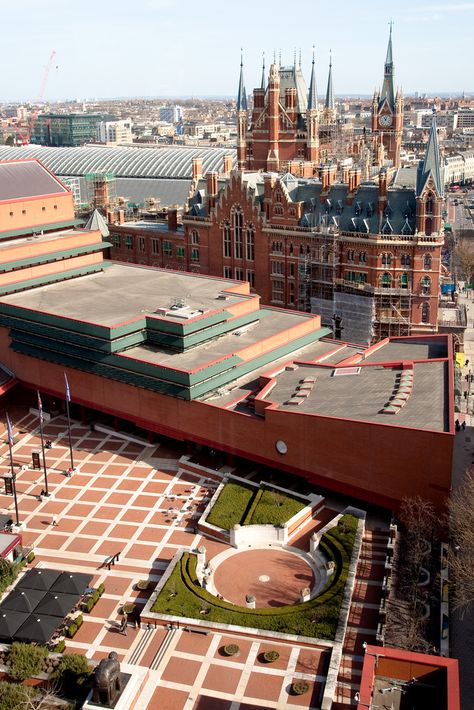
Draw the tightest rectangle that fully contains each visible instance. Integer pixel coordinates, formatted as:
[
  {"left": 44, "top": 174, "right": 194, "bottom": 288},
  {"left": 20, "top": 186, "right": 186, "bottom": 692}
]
[
  {"left": 64, "top": 373, "right": 71, "bottom": 403},
  {"left": 6, "top": 413, "right": 13, "bottom": 447},
  {"left": 37, "top": 391, "right": 43, "bottom": 422}
]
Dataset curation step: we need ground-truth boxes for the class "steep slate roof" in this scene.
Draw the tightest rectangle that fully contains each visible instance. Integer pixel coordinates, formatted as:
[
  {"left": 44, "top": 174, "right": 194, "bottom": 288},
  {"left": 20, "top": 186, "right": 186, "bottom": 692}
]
[
  {"left": 325, "top": 56, "right": 334, "bottom": 111},
  {"left": 307, "top": 54, "right": 318, "bottom": 111},
  {"left": 237, "top": 56, "right": 248, "bottom": 112},
  {"left": 0, "top": 159, "right": 68, "bottom": 201},
  {"left": 188, "top": 172, "right": 417, "bottom": 236},
  {"left": 84, "top": 209, "right": 110, "bottom": 237},
  {"left": 416, "top": 114, "right": 444, "bottom": 198}
]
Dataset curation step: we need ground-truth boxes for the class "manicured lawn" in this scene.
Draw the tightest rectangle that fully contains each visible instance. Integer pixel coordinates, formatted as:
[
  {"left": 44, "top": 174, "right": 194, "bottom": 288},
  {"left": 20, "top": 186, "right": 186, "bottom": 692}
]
[
  {"left": 152, "top": 515, "right": 358, "bottom": 639},
  {"left": 206, "top": 481, "right": 255, "bottom": 530},
  {"left": 249, "top": 489, "right": 305, "bottom": 525},
  {"left": 206, "top": 481, "right": 306, "bottom": 530}
]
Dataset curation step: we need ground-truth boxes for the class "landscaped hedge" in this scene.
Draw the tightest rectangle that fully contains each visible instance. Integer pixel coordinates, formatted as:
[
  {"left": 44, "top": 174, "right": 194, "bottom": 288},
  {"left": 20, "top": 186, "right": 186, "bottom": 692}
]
[
  {"left": 242, "top": 488, "right": 264, "bottom": 525},
  {"left": 152, "top": 514, "right": 358, "bottom": 639}
]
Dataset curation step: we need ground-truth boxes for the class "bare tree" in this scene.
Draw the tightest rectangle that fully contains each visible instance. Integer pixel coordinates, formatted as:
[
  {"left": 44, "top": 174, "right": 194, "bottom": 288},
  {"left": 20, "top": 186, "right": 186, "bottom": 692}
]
[
  {"left": 455, "top": 240, "right": 474, "bottom": 283},
  {"left": 448, "top": 469, "right": 474, "bottom": 613}
]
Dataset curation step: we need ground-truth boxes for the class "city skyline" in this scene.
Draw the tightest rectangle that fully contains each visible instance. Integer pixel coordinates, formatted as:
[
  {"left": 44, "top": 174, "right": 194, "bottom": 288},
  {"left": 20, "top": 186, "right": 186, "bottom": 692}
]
[{"left": 0, "top": 0, "right": 472, "bottom": 102}]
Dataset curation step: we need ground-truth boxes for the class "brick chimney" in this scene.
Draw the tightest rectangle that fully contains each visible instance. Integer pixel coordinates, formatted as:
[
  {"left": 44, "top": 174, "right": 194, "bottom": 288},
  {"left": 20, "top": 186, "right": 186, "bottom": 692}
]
[
  {"left": 206, "top": 172, "right": 219, "bottom": 212},
  {"left": 167, "top": 208, "right": 178, "bottom": 231},
  {"left": 192, "top": 157, "right": 203, "bottom": 181},
  {"left": 118, "top": 209, "right": 125, "bottom": 225},
  {"left": 223, "top": 155, "right": 233, "bottom": 174},
  {"left": 342, "top": 165, "right": 350, "bottom": 184}
]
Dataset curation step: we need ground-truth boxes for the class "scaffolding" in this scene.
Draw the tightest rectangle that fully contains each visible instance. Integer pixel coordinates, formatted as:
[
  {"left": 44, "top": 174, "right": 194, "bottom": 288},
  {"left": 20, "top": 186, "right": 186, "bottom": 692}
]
[{"left": 84, "top": 172, "right": 117, "bottom": 210}]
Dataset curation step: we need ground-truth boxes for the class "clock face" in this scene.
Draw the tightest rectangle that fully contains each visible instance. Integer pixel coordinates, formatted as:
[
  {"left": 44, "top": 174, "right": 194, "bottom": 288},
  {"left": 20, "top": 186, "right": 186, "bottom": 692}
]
[{"left": 379, "top": 114, "right": 393, "bottom": 128}]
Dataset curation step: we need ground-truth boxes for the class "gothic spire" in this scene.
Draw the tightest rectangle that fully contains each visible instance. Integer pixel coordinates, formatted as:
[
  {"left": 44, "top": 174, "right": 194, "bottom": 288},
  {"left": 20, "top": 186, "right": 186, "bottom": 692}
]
[
  {"left": 308, "top": 46, "right": 318, "bottom": 111},
  {"left": 237, "top": 51, "right": 247, "bottom": 112},
  {"left": 380, "top": 23, "right": 395, "bottom": 110},
  {"left": 260, "top": 52, "right": 266, "bottom": 90},
  {"left": 325, "top": 52, "right": 334, "bottom": 110},
  {"left": 417, "top": 110, "right": 444, "bottom": 197}
]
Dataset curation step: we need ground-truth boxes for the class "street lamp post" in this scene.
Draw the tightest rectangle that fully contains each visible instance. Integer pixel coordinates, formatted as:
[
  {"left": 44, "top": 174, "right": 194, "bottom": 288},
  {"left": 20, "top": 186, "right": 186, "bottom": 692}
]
[
  {"left": 6, "top": 413, "right": 20, "bottom": 526},
  {"left": 64, "top": 374, "right": 75, "bottom": 472},
  {"left": 37, "top": 391, "right": 49, "bottom": 496}
]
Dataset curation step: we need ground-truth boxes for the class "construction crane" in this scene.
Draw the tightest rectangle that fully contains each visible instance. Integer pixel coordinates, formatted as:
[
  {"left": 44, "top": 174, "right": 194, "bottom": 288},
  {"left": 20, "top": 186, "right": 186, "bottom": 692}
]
[{"left": 14, "top": 50, "right": 57, "bottom": 145}]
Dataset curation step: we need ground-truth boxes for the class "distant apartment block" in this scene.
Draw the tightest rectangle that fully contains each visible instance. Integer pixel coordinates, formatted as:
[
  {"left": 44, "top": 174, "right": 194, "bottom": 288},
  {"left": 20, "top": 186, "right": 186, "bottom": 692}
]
[
  {"left": 158, "top": 106, "right": 183, "bottom": 123},
  {"left": 97, "top": 119, "right": 133, "bottom": 145}
]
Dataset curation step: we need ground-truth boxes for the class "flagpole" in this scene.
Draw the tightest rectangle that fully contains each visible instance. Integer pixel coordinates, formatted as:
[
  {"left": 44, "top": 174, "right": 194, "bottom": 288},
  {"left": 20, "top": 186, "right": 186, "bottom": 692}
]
[
  {"left": 64, "top": 374, "right": 74, "bottom": 472},
  {"left": 37, "top": 391, "right": 49, "bottom": 497},
  {"left": 6, "top": 413, "right": 20, "bottom": 526}
]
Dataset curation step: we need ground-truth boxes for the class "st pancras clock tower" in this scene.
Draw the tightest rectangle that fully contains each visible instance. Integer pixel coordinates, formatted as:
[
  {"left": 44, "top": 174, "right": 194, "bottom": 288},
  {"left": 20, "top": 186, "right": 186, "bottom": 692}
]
[{"left": 372, "top": 23, "right": 403, "bottom": 168}]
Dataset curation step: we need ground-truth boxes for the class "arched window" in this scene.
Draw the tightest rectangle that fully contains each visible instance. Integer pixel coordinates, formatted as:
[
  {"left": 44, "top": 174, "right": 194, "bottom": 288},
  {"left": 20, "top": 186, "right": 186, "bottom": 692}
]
[
  {"left": 421, "top": 276, "right": 431, "bottom": 295},
  {"left": 222, "top": 221, "right": 231, "bottom": 257},
  {"left": 246, "top": 225, "right": 255, "bottom": 261},
  {"left": 299, "top": 244, "right": 304, "bottom": 256},
  {"left": 399, "top": 273, "right": 409, "bottom": 288},
  {"left": 275, "top": 190, "right": 282, "bottom": 203},
  {"left": 381, "top": 253, "right": 392, "bottom": 266},
  {"left": 426, "top": 193, "right": 434, "bottom": 215},
  {"left": 421, "top": 302, "right": 430, "bottom": 323},
  {"left": 423, "top": 253, "right": 432, "bottom": 270},
  {"left": 289, "top": 243, "right": 294, "bottom": 255},
  {"left": 274, "top": 204, "right": 284, "bottom": 215},
  {"left": 380, "top": 272, "right": 392, "bottom": 288},
  {"left": 401, "top": 254, "right": 411, "bottom": 267},
  {"left": 190, "top": 230, "right": 199, "bottom": 245},
  {"left": 232, "top": 208, "right": 243, "bottom": 258}
]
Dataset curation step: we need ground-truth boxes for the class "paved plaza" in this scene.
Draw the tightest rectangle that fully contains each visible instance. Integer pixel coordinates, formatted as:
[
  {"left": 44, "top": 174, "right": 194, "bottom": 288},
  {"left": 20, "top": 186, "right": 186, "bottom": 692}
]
[{"left": 0, "top": 407, "right": 389, "bottom": 709}]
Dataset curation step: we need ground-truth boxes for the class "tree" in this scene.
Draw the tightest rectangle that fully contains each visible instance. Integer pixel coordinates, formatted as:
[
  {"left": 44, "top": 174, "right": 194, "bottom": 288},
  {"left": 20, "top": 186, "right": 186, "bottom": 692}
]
[
  {"left": 4, "top": 135, "right": 15, "bottom": 147},
  {"left": 53, "top": 653, "right": 93, "bottom": 690},
  {"left": 455, "top": 240, "right": 474, "bottom": 283},
  {"left": 448, "top": 469, "right": 474, "bottom": 613}
]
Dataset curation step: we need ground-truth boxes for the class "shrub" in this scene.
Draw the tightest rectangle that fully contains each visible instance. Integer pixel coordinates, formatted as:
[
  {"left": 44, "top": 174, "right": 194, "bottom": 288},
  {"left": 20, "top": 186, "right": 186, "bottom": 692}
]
[
  {"left": 291, "top": 680, "right": 310, "bottom": 695},
  {"left": 67, "top": 623, "right": 77, "bottom": 638},
  {"left": 8, "top": 642, "right": 48, "bottom": 681},
  {"left": 26, "top": 550, "right": 35, "bottom": 563},
  {"left": 97, "top": 583, "right": 105, "bottom": 596},
  {"left": 54, "top": 653, "right": 93, "bottom": 688},
  {"left": 263, "top": 650, "right": 280, "bottom": 663},
  {"left": 249, "top": 488, "right": 305, "bottom": 526},
  {"left": 223, "top": 644, "right": 239, "bottom": 656},
  {"left": 54, "top": 639, "right": 66, "bottom": 654},
  {"left": 75, "top": 615, "right": 83, "bottom": 628},
  {"left": 0, "top": 680, "right": 34, "bottom": 710},
  {"left": 91, "top": 590, "right": 100, "bottom": 604},
  {"left": 83, "top": 598, "right": 94, "bottom": 613}
]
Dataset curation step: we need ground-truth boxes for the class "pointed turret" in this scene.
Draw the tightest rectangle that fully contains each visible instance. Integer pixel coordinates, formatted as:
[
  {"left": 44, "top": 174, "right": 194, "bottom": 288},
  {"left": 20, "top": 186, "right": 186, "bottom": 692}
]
[
  {"left": 237, "top": 52, "right": 247, "bottom": 112},
  {"left": 416, "top": 111, "right": 444, "bottom": 198},
  {"left": 85, "top": 208, "right": 109, "bottom": 237},
  {"left": 260, "top": 53, "right": 266, "bottom": 90},
  {"left": 380, "top": 24, "right": 395, "bottom": 110},
  {"left": 325, "top": 53, "right": 334, "bottom": 111},
  {"left": 307, "top": 48, "right": 318, "bottom": 111}
]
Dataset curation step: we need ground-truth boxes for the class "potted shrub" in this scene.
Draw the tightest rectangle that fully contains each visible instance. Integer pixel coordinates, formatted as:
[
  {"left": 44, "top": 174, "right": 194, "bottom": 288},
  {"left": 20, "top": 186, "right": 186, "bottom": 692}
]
[
  {"left": 83, "top": 598, "right": 94, "bottom": 613},
  {"left": 136, "top": 579, "right": 150, "bottom": 591},
  {"left": 54, "top": 639, "right": 66, "bottom": 654},
  {"left": 263, "top": 650, "right": 280, "bottom": 663},
  {"left": 291, "top": 680, "right": 310, "bottom": 695},
  {"left": 122, "top": 602, "right": 136, "bottom": 615},
  {"left": 223, "top": 643, "right": 239, "bottom": 657},
  {"left": 97, "top": 583, "right": 105, "bottom": 596},
  {"left": 67, "top": 622, "right": 78, "bottom": 639}
]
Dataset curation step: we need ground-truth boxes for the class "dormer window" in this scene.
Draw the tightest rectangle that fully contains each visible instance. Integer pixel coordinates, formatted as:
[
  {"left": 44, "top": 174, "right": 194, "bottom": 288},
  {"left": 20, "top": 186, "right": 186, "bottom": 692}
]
[
  {"left": 382, "top": 218, "right": 393, "bottom": 235},
  {"left": 336, "top": 200, "right": 344, "bottom": 215},
  {"left": 325, "top": 199, "right": 332, "bottom": 211},
  {"left": 401, "top": 218, "right": 413, "bottom": 235},
  {"left": 354, "top": 201, "right": 362, "bottom": 216},
  {"left": 384, "top": 202, "right": 392, "bottom": 218},
  {"left": 367, "top": 202, "right": 374, "bottom": 217}
]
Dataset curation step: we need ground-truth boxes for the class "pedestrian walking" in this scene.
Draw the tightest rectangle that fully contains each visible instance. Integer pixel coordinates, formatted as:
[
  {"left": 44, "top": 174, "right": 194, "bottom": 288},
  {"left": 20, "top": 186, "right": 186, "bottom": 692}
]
[
  {"left": 52, "top": 515, "right": 58, "bottom": 526},
  {"left": 462, "top": 421, "right": 466, "bottom": 431}
]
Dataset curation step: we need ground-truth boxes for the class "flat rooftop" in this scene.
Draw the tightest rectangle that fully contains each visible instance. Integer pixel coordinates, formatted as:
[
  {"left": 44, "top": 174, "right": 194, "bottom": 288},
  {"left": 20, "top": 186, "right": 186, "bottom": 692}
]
[
  {"left": 0, "top": 228, "right": 91, "bottom": 251},
  {"left": 362, "top": 339, "right": 447, "bottom": 363},
  {"left": 0, "top": 263, "right": 246, "bottom": 328},
  {"left": 264, "top": 360, "right": 448, "bottom": 431},
  {"left": 124, "top": 308, "right": 313, "bottom": 371}
]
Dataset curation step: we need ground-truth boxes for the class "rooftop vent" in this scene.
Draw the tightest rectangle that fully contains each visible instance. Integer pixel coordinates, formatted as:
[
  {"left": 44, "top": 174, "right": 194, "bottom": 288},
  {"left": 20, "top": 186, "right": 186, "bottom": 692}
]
[{"left": 332, "top": 367, "right": 361, "bottom": 377}]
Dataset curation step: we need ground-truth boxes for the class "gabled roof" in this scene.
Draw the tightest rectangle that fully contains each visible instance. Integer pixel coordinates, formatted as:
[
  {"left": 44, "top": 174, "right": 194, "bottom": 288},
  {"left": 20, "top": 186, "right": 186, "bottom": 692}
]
[
  {"left": 84, "top": 208, "right": 110, "bottom": 237},
  {"left": 416, "top": 113, "right": 444, "bottom": 198},
  {"left": 0, "top": 159, "right": 68, "bottom": 202}
]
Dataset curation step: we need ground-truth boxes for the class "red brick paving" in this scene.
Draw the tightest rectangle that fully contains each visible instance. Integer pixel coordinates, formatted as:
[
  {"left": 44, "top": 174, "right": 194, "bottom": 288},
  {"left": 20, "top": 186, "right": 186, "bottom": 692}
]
[
  {"left": 175, "top": 630, "right": 213, "bottom": 656},
  {"left": 202, "top": 665, "right": 242, "bottom": 694},
  {"left": 146, "top": 686, "right": 188, "bottom": 710},
  {"left": 161, "top": 657, "right": 202, "bottom": 685},
  {"left": 244, "top": 672, "right": 283, "bottom": 702}
]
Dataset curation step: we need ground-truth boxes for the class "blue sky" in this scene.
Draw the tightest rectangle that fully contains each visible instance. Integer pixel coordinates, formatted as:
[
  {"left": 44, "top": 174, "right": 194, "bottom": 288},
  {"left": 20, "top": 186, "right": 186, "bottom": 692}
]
[{"left": 1, "top": 0, "right": 472, "bottom": 101}]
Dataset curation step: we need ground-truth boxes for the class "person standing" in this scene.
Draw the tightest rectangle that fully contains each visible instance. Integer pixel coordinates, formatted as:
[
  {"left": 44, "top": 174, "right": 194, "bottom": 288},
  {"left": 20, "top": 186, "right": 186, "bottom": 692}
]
[{"left": 52, "top": 515, "right": 58, "bottom": 526}]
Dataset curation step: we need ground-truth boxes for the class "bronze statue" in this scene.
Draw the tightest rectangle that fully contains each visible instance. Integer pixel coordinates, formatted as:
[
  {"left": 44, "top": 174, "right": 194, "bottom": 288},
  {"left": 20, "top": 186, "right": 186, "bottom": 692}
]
[{"left": 92, "top": 651, "right": 122, "bottom": 706}]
